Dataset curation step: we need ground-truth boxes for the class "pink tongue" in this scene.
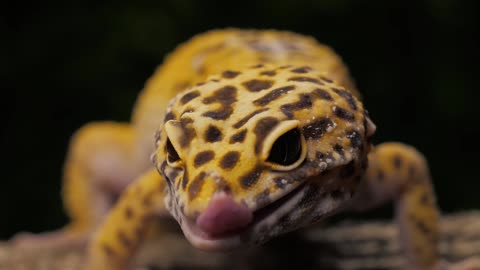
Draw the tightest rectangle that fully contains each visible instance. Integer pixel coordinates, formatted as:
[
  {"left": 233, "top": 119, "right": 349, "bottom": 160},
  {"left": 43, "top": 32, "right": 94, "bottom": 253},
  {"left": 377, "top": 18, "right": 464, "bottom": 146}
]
[{"left": 196, "top": 193, "right": 253, "bottom": 236}]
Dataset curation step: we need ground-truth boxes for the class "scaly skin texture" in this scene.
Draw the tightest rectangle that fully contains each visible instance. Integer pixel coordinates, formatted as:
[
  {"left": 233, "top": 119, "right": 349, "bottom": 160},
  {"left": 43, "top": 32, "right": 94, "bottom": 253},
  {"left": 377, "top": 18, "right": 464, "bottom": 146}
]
[
  {"left": 65, "top": 29, "right": 359, "bottom": 239},
  {"left": 14, "top": 29, "right": 476, "bottom": 270}
]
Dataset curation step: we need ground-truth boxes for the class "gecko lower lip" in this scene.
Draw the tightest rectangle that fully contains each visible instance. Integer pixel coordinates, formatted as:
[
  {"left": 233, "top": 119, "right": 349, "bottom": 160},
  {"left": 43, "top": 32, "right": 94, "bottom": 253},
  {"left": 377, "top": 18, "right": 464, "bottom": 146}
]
[
  {"left": 251, "top": 182, "right": 307, "bottom": 224},
  {"left": 179, "top": 183, "right": 307, "bottom": 250}
]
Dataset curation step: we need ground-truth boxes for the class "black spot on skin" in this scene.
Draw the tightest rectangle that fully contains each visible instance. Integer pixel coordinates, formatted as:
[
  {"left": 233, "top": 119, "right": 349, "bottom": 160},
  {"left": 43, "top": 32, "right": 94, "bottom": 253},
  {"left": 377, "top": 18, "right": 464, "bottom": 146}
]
[
  {"left": 333, "top": 106, "right": 355, "bottom": 121},
  {"left": 222, "top": 70, "right": 241, "bottom": 79},
  {"left": 339, "top": 161, "right": 356, "bottom": 179},
  {"left": 202, "top": 85, "right": 237, "bottom": 120},
  {"left": 180, "top": 90, "right": 200, "bottom": 105},
  {"left": 125, "top": 207, "right": 134, "bottom": 219},
  {"left": 419, "top": 192, "right": 433, "bottom": 206},
  {"left": 142, "top": 191, "right": 154, "bottom": 207},
  {"left": 280, "top": 94, "right": 313, "bottom": 118},
  {"left": 240, "top": 166, "right": 263, "bottom": 188},
  {"left": 196, "top": 82, "right": 206, "bottom": 86},
  {"left": 260, "top": 70, "right": 276, "bottom": 76},
  {"left": 216, "top": 177, "right": 231, "bottom": 193},
  {"left": 202, "top": 85, "right": 237, "bottom": 104},
  {"left": 311, "top": 88, "right": 333, "bottom": 101},
  {"left": 174, "top": 117, "right": 196, "bottom": 148},
  {"left": 194, "top": 151, "right": 215, "bottom": 167},
  {"left": 320, "top": 77, "right": 333, "bottom": 83},
  {"left": 188, "top": 172, "right": 206, "bottom": 200},
  {"left": 233, "top": 108, "right": 269, "bottom": 128},
  {"left": 202, "top": 110, "right": 231, "bottom": 120},
  {"left": 164, "top": 111, "right": 176, "bottom": 122},
  {"left": 253, "top": 85, "right": 296, "bottom": 106},
  {"left": 332, "top": 88, "right": 358, "bottom": 111},
  {"left": 205, "top": 125, "right": 223, "bottom": 142},
  {"left": 102, "top": 243, "right": 116, "bottom": 258},
  {"left": 242, "top": 79, "right": 274, "bottom": 92},
  {"left": 346, "top": 130, "right": 363, "bottom": 149},
  {"left": 279, "top": 65, "right": 292, "bottom": 69},
  {"left": 393, "top": 155, "right": 403, "bottom": 169},
  {"left": 255, "top": 189, "right": 270, "bottom": 206},
  {"left": 230, "top": 129, "right": 247, "bottom": 144},
  {"left": 316, "top": 151, "right": 335, "bottom": 163},
  {"left": 302, "top": 118, "right": 334, "bottom": 140},
  {"left": 254, "top": 117, "right": 279, "bottom": 154},
  {"left": 220, "top": 151, "right": 240, "bottom": 170},
  {"left": 290, "top": 66, "right": 312, "bottom": 74},
  {"left": 288, "top": 76, "right": 324, "bottom": 85},
  {"left": 117, "top": 230, "right": 132, "bottom": 248},
  {"left": 181, "top": 171, "right": 189, "bottom": 190},
  {"left": 333, "top": 144, "right": 344, "bottom": 156},
  {"left": 414, "top": 218, "right": 432, "bottom": 235},
  {"left": 250, "top": 64, "right": 264, "bottom": 69}
]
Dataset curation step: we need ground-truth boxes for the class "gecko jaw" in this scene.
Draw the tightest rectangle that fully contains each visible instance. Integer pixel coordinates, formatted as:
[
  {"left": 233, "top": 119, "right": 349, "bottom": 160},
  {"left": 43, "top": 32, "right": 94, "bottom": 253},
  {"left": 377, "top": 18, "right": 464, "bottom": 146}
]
[{"left": 178, "top": 182, "right": 308, "bottom": 251}]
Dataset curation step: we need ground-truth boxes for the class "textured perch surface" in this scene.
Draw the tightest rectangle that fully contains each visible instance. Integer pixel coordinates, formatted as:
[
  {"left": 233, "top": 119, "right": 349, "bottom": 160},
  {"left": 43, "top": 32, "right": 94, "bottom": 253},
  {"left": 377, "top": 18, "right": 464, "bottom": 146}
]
[{"left": 1, "top": 212, "right": 480, "bottom": 270}]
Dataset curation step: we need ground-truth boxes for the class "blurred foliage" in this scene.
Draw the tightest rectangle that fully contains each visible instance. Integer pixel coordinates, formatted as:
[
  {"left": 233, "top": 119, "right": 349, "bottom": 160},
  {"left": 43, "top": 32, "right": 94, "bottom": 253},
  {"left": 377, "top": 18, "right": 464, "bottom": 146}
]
[{"left": 1, "top": 0, "right": 479, "bottom": 239}]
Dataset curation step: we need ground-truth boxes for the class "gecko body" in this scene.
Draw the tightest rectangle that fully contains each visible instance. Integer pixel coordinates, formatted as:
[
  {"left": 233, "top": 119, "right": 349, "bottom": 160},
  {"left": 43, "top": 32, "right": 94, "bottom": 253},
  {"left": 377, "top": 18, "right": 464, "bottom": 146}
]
[{"left": 15, "top": 29, "right": 477, "bottom": 270}]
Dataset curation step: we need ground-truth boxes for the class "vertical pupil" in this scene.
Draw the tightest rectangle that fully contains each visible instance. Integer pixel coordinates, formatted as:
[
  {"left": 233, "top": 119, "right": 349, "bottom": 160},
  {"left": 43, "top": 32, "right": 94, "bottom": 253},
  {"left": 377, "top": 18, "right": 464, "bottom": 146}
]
[{"left": 268, "top": 129, "right": 302, "bottom": 165}]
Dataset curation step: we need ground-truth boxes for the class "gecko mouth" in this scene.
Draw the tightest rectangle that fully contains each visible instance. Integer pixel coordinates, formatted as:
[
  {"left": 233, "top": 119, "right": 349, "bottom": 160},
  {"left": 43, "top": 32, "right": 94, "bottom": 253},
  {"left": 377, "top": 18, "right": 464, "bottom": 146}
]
[
  {"left": 179, "top": 183, "right": 308, "bottom": 251},
  {"left": 252, "top": 182, "right": 307, "bottom": 224}
]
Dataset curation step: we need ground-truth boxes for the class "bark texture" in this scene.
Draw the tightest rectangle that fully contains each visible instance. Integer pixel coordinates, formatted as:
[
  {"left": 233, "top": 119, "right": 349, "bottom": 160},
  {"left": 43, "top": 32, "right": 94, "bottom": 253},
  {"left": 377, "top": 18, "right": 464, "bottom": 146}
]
[{"left": 1, "top": 212, "right": 479, "bottom": 270}]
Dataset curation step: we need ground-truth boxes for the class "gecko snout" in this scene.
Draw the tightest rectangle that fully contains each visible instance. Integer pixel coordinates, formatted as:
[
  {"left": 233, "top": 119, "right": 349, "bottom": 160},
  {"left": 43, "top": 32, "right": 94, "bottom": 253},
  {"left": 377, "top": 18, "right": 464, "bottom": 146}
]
[{"left": 196, "top": 192, "right": 253, "bottom": 236}]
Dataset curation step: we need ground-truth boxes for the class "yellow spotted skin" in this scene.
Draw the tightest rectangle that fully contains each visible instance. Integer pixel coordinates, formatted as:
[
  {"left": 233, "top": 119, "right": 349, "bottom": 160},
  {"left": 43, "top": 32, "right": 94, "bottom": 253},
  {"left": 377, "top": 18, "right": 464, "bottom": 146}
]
[
  {"left": 157, "top": 65, "right": 368, "bottom": 219},
  {"left": 29, "top": 29, "right": 466, "bottom": 270},
  {"left": 132, "top": 29, "right": 358, "bottom": 167}
]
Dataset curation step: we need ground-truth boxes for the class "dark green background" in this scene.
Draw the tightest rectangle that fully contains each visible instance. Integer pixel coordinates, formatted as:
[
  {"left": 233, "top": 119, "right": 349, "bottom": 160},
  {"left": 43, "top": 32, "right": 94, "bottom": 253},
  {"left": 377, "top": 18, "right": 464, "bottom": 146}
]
[{"left": 2, "top": 1, "right": 479, "bottom": 239}]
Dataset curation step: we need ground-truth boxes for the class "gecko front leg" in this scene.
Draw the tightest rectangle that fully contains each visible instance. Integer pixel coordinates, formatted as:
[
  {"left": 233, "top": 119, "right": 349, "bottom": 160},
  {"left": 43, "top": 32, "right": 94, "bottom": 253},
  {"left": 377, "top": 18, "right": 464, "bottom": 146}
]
[
  {"left": 11, "top": 122, "right": 141, "bottom": 251},
  {"left": 350, "top": 142, "right": 479, "bottom": 270},
  {"left": 84, "top": 169, "right": 167, "bottom": 270}
]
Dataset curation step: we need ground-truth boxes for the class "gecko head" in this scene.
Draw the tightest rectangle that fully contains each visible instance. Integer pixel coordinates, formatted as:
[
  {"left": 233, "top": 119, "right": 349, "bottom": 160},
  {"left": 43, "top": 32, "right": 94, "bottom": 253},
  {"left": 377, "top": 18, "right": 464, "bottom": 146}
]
[{"left": 153, "top": 64, "right": 375, "bottom": 251}]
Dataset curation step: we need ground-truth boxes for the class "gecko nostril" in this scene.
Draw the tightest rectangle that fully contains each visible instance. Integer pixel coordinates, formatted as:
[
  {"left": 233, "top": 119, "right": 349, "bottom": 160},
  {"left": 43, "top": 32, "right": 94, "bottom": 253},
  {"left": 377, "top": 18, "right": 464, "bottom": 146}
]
[{"left": 196, "top": 192, "right": 253, "bottom": 236}]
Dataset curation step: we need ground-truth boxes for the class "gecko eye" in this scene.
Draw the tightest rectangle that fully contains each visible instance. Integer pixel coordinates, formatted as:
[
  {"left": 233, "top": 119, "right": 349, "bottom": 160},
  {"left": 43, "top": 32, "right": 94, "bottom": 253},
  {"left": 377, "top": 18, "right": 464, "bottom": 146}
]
[
  {"left": 267, "top": 128, "right": 305, "bottom": 169},
  {"left": 166, "top": 138, "right": 181, "bottom": 164}
]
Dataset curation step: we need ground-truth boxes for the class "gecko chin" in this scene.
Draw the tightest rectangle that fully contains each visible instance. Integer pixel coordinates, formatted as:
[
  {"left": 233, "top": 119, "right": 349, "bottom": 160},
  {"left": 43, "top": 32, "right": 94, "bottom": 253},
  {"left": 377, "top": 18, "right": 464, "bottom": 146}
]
[{"left": 177, "top": 182, "right": 322, "bottom": 251}]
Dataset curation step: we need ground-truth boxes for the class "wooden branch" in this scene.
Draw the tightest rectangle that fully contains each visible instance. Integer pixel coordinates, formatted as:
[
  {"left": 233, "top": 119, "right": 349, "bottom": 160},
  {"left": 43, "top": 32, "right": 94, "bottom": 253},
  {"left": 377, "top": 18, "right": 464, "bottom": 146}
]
[{"left": 2, "top": 211, "right": 480, "bottom": 270}]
